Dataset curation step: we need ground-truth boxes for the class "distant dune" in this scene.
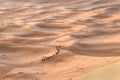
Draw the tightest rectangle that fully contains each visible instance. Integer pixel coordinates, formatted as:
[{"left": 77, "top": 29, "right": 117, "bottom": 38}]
[
  {"left": 4, "top": 0, "right": 77, "bottom": 3},
  {"left": 0, "top": 0, "right": 120, "bottom": 80}
]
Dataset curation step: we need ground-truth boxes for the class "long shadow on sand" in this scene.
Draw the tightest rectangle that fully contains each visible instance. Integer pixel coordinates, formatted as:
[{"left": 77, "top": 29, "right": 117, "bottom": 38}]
[{"left": 63, "top": 42, "right": 120, "bottom": 57}]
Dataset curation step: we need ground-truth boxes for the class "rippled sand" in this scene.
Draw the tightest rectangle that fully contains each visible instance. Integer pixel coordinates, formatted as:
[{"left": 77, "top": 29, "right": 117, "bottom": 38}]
[{"left": 0, "top": 0, "right": 120, "bottom": 80}]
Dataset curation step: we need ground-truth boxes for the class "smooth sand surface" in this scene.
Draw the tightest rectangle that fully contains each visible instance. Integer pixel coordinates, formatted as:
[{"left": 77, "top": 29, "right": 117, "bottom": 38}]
[
  {"left": 75, "top": 62, "right": 120, "bottom": 80},
  {"left": 0, "top": 0, "right": 120, "bottom": 80}
]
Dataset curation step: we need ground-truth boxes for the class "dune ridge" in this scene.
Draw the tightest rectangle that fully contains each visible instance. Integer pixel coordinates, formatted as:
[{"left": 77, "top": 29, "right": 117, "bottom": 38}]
[{"left": 0, "top": 0, "right": 120, "bottom": 80}]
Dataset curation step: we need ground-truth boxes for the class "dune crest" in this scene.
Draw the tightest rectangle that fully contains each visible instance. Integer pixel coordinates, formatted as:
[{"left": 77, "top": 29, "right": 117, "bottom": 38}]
[{"left": 0, "top": 0, "right": 120, "bottom": 80}]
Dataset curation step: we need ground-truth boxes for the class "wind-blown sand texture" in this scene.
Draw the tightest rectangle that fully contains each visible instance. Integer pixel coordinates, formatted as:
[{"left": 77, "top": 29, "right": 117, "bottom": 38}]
[{"left": 0, "top": 0, "right": 120, "bottom": 80}]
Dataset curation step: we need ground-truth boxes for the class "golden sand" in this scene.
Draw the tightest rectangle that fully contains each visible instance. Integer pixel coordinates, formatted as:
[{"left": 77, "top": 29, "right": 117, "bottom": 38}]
[{"left": 0, "top": 0, "right": 120, "bottom": 80}]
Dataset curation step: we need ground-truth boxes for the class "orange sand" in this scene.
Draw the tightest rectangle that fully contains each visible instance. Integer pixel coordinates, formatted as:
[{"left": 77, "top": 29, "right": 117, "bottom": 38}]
[{"left": 0, "top": 0, "right": 120, "bottom": 80}]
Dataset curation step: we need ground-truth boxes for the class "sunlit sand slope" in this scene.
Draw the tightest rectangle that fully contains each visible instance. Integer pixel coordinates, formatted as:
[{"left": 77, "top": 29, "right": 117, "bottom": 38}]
[
  {"left": 75, "top": 62, "right": 120, "bottom": 80},
  {"left": 0, "top": 0, "right": 120, "bottom": 80}
]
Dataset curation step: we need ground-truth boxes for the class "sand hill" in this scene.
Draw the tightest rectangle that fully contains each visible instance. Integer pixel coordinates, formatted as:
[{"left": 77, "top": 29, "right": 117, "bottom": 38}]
[{"left": 0, "top": 0, "right": 120, "bottom": 80}]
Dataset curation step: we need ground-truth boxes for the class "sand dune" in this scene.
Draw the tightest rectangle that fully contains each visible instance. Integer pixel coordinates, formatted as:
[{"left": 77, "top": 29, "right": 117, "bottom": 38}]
[
  {"left": 0, "top": 0, "right": 120, "bottom": 80},
  {"left": 75, "top": 62, "right": 120, "bottom": 80}
]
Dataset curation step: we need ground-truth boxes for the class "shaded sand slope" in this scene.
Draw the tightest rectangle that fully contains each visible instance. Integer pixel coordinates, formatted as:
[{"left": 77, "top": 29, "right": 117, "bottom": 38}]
[{"left": 0, "top": 0, "right": 120, "bottom": 80}]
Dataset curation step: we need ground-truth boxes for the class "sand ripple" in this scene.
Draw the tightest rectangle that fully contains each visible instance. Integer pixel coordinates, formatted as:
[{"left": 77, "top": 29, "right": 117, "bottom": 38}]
[{"left": 0, "top": 0, "right": 120, "bottom": 80}]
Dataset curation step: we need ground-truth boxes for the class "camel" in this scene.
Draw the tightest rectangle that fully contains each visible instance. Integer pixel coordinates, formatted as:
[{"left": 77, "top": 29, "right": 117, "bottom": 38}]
[
  {"left": 41, "top": 46, "right": 61, "bottom": 62},
  {"left": 55, "top": 46, "right": 60, "bottom": 55}
]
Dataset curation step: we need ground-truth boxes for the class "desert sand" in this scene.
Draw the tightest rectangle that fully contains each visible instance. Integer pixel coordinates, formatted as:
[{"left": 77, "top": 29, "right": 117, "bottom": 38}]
[
  {"left": 75, "top": 61, "right": 120, "bottom": 80},
  {"left": 0, "top": 0, "right": 120, "bottom": 80}
]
